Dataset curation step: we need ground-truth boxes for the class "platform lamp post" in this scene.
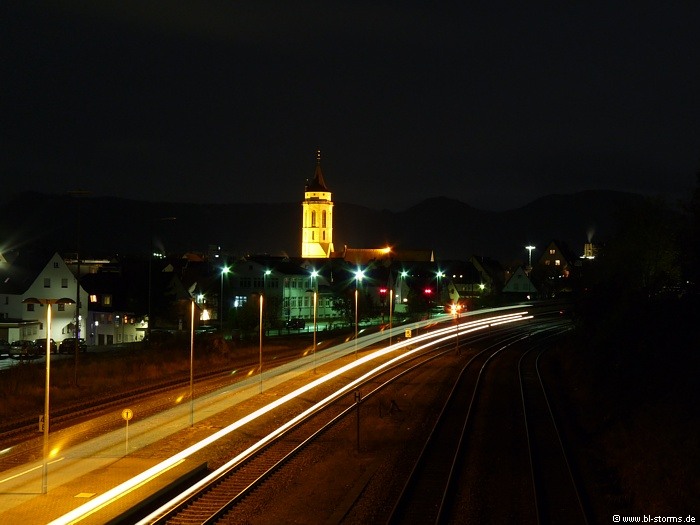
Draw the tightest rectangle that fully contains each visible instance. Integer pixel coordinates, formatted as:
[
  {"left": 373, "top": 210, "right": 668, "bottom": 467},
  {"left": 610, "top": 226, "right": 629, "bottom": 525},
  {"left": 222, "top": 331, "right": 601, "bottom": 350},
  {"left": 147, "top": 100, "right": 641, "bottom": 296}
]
[
  {"left": 354, "top": 268, "right": 365, "bottom": 358},
  {"left": 310, "top": 269, "right": 319, "bottom": 372},
  {"left": 263, "top": 269, "right": 271, "bottom": 335},
  {"left": 23, "top": 296, "right": 75, "bottom": 494},
  {"left": 259, "top": 293, "right": 264, "bottom": 393},
  {"left": 189, "top": 299, "right": 195, "bottom": 427},
  {"left": 451, "top": 302, "right": 461, "bottom": 354},
  {"left": 388, "top": 272, "right": 394, "bottom": 347}
]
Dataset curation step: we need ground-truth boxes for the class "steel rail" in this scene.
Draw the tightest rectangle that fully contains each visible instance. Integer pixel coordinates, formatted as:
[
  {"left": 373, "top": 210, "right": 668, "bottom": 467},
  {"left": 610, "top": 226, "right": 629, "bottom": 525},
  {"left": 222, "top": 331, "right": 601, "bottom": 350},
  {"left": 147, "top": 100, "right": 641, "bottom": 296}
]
[
  {"left": 387, "top": 320, "right": 572, "bottom": 524},
  {"left": 519, "top": 333, "right": 590, "bottom": 525},
  {"left": 142, "top": 341, "right": 462, "bottom": 524}
]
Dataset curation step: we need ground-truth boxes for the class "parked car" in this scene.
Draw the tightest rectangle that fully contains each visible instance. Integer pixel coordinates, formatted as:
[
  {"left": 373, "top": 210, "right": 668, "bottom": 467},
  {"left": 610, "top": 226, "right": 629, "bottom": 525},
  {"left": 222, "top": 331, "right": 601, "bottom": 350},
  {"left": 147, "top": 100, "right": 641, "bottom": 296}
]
[
  {"left": 0, "top": 340, "right": 10, "bottom": 359},
  {"left": 35, "top": 338, "right": 58, "bottom": 354},
  {"left": 59, "top": 337, "right": 88, "bottom": 354},
  {"left": 10, "top": 340, "right": 38, "bottom": 358},
  {"left": 285, "top": 318, "right": 306, "bottom": 330}
]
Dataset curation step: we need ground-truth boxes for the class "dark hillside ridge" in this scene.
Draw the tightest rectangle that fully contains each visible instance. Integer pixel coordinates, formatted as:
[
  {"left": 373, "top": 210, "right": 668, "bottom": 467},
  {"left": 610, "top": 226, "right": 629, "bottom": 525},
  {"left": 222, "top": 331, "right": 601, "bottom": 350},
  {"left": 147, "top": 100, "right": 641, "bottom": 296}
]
[{"left": 0, "top": 190, "right": 647, "bottom": 263}]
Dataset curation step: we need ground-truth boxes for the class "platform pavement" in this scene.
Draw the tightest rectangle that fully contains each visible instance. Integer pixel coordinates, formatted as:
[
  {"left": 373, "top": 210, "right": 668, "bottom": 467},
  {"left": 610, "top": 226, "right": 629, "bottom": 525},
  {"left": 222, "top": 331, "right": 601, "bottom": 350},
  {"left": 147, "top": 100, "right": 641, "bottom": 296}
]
[
  {"left": 0, "top": 456, "right": 206, "bottom": 524},
  {"left": 0, "top": 316, "right": 442, "bottom": 524}
]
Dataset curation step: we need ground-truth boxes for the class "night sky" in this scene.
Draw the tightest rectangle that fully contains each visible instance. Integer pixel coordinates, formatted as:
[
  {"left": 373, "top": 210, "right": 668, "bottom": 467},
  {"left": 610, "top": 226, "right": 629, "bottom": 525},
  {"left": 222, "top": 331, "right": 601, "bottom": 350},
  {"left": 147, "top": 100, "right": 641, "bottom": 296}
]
[{"left": 3, "top": 2, "right": 699, "bottom": 211}]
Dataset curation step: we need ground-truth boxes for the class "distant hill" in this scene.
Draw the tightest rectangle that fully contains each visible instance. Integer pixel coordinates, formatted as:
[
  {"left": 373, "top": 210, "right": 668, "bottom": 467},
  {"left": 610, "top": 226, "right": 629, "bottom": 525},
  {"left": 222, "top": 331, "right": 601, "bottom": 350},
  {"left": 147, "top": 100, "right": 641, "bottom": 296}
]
[{"left": 0, "top": 190, "right": 648, "bottom": 264}]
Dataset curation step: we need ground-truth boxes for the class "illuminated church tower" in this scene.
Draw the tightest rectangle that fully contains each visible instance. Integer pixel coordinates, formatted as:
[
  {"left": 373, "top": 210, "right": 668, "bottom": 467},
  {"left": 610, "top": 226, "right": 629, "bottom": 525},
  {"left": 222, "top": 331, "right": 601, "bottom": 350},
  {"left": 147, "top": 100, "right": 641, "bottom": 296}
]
[{"left": 301, "top": 150, "right": 334, "bottom": 258}]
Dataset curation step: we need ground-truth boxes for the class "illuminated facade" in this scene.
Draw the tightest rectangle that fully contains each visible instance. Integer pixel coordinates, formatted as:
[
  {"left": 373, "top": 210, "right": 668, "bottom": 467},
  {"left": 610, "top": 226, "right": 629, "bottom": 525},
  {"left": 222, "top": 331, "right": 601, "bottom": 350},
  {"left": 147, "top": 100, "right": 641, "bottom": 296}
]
[
  {"left": 0, "top": 251, "right": 88, "bottom": 343},
  {"left": 301, "top": 150, "right": 334, "bottom": 258}
]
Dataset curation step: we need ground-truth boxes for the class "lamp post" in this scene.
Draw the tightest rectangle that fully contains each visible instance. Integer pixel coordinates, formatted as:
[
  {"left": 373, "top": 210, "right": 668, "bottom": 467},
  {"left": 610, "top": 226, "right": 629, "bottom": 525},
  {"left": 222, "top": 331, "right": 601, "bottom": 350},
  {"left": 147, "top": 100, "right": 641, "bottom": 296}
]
[
  {"left": 68, "top": 189, "right": 90, "bottom": 386},
  {"left": 354, "top": 268, "right": 364, "bottom": 358},
  {"left": 399, "top": 270, "right": 408, "bottom": 310},
  {"left": 189, "top": 299, "right": 195, "bottom": 427},
  {"left": 389, "top": 273, "right": 394, "bottom": 346},
  {"left": 526, "top": 245, "right": 536, "bottom": 269},
  {"left": 263, "top": 269, "right": 271, "bottom": 335},
  {"left": 148, "top": 216, "right": 176, "bottom": 341},
  {"left": 23, "top": 296, "right": 75, "bottom": 494},
  {"left": 259, "top": 293, "right": 264, "bottom": 393},
  {"left": 220, "top": 265, "right": 230, "bottom": 332},
  {"left": 525, "top": 245, "right": 536, "bottom": 296},
  {"left": 451, "top": 302, "right": 461, "bottom": 354},
  {"left": 436, "top": 270, "right": 444, "bottom": 305},
  {"left": 310, "top": 269, "right": 318, "bottom": 372}
]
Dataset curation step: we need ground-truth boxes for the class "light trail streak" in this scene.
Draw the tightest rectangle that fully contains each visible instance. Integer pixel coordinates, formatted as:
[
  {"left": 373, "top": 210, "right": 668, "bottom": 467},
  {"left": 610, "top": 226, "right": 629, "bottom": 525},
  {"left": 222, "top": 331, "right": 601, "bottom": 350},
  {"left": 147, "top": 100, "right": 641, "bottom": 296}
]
[
  {"left": 0, "top": 457, "right": 65, "bottom": 485},
  {"left": 51, "top": 311, "right": 529, "bottom": 525}
]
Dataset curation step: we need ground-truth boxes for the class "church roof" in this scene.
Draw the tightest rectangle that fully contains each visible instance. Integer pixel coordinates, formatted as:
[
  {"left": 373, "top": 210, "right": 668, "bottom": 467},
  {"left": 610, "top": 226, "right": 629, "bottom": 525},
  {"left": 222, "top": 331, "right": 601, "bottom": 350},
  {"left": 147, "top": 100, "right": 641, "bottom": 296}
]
[
  {"left": 338, "top": 247, "right": 435, "bottom": 265},
  {"left": 305, "top": 150, "right": 329, "bottom": 192}
]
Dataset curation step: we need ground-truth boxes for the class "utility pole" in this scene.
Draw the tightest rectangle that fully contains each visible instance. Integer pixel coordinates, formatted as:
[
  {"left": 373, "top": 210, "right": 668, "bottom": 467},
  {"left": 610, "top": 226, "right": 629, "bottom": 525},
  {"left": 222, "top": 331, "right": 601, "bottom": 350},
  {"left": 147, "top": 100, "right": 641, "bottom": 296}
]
[{"left": 68, "top": 190, "right": 90, "bottom": 386}]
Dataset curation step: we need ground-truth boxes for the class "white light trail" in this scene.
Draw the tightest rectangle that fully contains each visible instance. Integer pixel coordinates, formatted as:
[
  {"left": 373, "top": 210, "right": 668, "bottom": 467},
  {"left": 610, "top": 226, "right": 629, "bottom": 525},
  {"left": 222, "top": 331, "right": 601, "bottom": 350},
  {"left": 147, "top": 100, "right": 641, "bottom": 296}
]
[{"left": 51, "top": 311, "right": 529, "bottom": 525}]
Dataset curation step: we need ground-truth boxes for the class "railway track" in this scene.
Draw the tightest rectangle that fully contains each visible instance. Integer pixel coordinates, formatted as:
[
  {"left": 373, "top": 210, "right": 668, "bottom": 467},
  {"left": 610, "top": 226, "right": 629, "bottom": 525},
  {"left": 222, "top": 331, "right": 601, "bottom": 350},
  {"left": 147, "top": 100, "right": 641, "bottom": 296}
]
[
  {"left": 132, "top": 314, "right": 541, "bottom": 524},
  {"left": 387, "top": 319, "right": 586, "bottom": 525},
  {"left": 137, "top": 341, "right": 463, "bottom": 524},
  {"left": 519, "top": 339, "right": 589, "bottom": 524}
]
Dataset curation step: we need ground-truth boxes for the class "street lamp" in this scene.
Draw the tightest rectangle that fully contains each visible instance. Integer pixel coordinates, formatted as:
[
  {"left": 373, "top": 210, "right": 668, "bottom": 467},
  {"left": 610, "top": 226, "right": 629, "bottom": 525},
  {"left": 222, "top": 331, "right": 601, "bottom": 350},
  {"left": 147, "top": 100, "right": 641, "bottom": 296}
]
[
  {"left": 388, "top": 273, "right": 394, "bottom": 346},
  {"left": 148, "top": 216, "right": 176, "bottom": 341},
  {"left": 526, "top": 245, "right": 536, "bottom": 269},
  {"left": 354, "top": 268, "right": 364, "bottom": 358},
  {"left": 436, "top": 270, "right": 445, "bottom": 305},
  {"left": 189, "top": 299, "right": 195, "bottom": 426},
  {"left": 23, "top": 296, "right": 75, "bottom": 494},
  {"left": 399, "top": 270, "right": 409, "bottom": 309},
  {"left": 263, "top": 269, "right": 271, "bottom": 335},
  {"left": 259, "top": 293, "right": 264, "bottom": 393},
  {"left": 451, "top": 302, "right": 461, "bottom": 354},
  {"left": 220, "top": 265, "right": 230, "bottom": 332},
  {"left": 525, "top": 245, "right": 536, "bottom": 296},
  {"left": 310, "top": 269, "right": 319, "bottom": 372}
]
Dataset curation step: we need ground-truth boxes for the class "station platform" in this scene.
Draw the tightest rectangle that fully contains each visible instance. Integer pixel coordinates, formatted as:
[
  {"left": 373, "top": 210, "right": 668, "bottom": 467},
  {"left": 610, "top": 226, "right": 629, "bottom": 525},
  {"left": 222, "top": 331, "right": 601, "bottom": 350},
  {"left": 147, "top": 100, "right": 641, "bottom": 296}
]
[{"left": 0, "top": 455, "right": 206, "bottom": 524}]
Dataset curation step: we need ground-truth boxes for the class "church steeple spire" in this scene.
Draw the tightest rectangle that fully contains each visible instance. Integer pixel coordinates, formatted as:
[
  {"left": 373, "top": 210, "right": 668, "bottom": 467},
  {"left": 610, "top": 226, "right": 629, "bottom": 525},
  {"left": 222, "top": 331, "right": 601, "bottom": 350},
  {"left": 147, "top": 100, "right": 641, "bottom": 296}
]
[{"left": 306, "top": 148, "right": 328, "bottom": 192}]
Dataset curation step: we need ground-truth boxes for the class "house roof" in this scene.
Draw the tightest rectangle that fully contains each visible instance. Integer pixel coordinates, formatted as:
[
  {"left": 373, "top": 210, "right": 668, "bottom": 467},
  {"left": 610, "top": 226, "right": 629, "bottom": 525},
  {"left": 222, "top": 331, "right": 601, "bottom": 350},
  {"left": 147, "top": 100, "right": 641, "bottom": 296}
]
[
  {"left": 0, "top": 249, "right": 56, "bottom": 295},
  {"left": 339, "top": 247, "right": 434, "bottom": 265}
]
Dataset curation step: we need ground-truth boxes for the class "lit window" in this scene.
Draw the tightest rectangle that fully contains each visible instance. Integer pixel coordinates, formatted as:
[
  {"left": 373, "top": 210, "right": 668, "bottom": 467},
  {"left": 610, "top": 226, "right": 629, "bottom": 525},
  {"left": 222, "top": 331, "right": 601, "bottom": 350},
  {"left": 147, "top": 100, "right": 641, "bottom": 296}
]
[
  {"left": 555, "top": 260, "right": 561, "bottom": 266},
  {"left": 549, "top": 249, "right": 555, "bottom": 255},
  {"left": 90, "top": 295, "right": 98, "bottom": 303},
  {"left": 102, "top": 295, "right": 112, "bottom": 306}
]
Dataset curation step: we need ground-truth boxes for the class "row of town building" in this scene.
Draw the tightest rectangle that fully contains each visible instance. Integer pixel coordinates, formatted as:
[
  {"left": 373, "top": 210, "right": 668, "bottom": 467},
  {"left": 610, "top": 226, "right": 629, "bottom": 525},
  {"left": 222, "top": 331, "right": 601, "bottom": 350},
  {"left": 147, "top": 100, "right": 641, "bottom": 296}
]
[
  {"left": 1, "top": 152, "right": 595, "bottom": 347},
  {"left": 0, "top": 239, "right": 591, "bottom": 348}
]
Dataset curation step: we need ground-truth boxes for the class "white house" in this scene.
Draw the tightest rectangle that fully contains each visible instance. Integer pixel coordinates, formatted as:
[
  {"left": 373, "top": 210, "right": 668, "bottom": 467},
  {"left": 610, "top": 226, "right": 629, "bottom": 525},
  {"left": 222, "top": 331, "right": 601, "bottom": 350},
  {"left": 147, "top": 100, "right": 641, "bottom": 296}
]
[
  {"left": 0, "top": 251, "right": 88, "bottom": 344},
  {"left": 502, "top": 266, "right": 537, "bottom": 296}
]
